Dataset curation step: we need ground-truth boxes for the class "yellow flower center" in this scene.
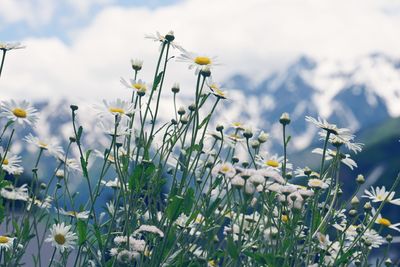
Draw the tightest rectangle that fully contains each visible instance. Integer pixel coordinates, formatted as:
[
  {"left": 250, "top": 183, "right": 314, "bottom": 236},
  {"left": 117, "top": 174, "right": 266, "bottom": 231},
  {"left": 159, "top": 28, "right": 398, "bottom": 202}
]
[
  {"left": 0, "top": 236, "right": 9, "bottom": 244},
  {"left": 377, "top": 218, "right": 391, "bottom": 227},
  {"left": 109, "top": 107, "right": 125, "bottom": 114},
  {"left": 377, "top": 195, "right": 384, "bottom": 201},
  {"left": 221, "top": 165, "right": 230, "bottom": 173},
  {"left": 266, "top": 160, "right": 279, "bottom": 168},
  {"left": 208, "top": 260, "right": 217, "bottom": 267},
  {"left": 214, "top": 88, "right": 225, "bottom": 97},
  {"left": 54, "top": 234, "right": 66, "bottom": 245},
  {"left": 68, "top": 211, "right": 78, "bottom": 217},
  {"left": 133, "top": 83, "right": 143, "bottom": 90},
  {"left": 12, "top": 108, "right": 27, "bottom": 118},
  {"left": 38, "top": 142, "right": 48, "bottom": 149},
  {"left": 281, "top": 215, "right": 289, "bottom": 223},
  {"left": 2, "top": 159, "right": 9, "bottom": 165},
  {"left": 194, "top": 56, "right": 211, "bottom": 65}
]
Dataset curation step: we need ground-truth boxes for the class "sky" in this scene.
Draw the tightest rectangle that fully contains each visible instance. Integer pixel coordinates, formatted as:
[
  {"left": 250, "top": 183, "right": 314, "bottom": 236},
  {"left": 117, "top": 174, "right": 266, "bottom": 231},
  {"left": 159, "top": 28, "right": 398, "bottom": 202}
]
[{"left": 1, "top": 0, "right": 400, "bottom": 102}]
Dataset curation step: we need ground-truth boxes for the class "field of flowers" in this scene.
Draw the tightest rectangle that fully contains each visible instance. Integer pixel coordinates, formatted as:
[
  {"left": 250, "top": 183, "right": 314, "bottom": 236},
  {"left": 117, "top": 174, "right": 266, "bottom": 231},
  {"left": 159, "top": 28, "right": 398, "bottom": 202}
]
[{"left": 1, "top": 32, "right": 400, "bottom": 266}]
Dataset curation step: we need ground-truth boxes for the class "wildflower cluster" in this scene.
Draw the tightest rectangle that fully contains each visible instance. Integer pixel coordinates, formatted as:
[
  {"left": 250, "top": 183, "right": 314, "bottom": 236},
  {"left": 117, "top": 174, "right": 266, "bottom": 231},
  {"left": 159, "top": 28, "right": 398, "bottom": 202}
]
[{"left": 0, "top": 33, "right": 399, "bottom": 267}]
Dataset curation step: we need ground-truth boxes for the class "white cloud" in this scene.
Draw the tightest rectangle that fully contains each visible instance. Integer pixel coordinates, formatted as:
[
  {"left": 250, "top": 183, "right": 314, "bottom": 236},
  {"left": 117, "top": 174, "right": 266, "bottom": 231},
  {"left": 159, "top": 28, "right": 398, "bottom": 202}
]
[{"left": 1, "top": 0, "right": 400, "bottom": 102}]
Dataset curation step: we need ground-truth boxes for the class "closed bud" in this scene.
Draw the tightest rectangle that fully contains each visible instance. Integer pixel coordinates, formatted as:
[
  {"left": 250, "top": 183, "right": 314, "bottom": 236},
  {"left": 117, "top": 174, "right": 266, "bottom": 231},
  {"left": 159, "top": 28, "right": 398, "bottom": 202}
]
[
  {"left": 351, "top": 196, "right": 360, "bottom": 207},
  {"left": 40, "top": 183, "right": 47, "bottom": 190},
  {"left": 232, "top": 157, "right": 239, "bottom": 164},
  {"left": 279, "top": 112, "right": 291, "bottom": 125},
  {"left": 181, "top": 115, "right": 189, "bottom": 124},
  {"left": 56, "top": 170, "right": 64, "bottom": 179},
  {"left": 56, "top": 183, "right": 62, "bottom": 189},
  {"left": 177, "top": 106, "right": 186, "bottom": 115},
  {"left": 216, "top": 124, "right": 224, "bottom": 132},
  {"left": 304, "top": 167, "right": 312, "bottom": 176},
  {"left": 171, "top": 82, "right": 180, "bottom": 93},
  {"left": 364, "top": 201, "right": 372, "bottom": 211},
  {"left": 70, "top": 105, "right": 78, "bottom": 111},
  {"left": 250, "top": 140, "right": 260, "bottom": 149},
  {"left": 200, "top": 67, "right": 211, "bottom": 77},
  {"left": 349, "top": 209, "right": 357, "bottom": 217},
  {"left": 243, "top": 128, "right": 253, "bottom": 139},
  {"left": 257, "top": 131, "right": 269, "bottom": 143},
  {"left": 131, "top": 59, "right": 143, "bottom": 71},
  {"left": 165, "top": 31, "right": 175, "bottom": 42},
  {"left": 188, "top": 103, "right": 196, "bottom": 112},
  {"left": 69, "top": 136, "right": 76, "bottom": 143},
  {"left": 385, "top": 258, "right": 393, "bottom": 267},
  {"left": 386, "top": 234, "right": 393, "bottom": 242},
  {"left": 171, "top": 119, "right": 177, "bottom": 125},
  {"left": 356, "top": 174, "right": 365, "bottom": 184},
  {"left": 242, "top": 161, "right": 249, "bottom": 168}
]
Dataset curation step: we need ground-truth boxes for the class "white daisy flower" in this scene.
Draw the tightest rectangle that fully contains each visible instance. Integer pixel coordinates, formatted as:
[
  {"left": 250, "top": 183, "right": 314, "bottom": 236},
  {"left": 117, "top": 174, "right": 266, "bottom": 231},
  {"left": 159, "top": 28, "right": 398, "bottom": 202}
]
[
  {"left": 24, "top": 133, "right": 64, "bottom": 157},
  {"left": 317, "top": 131, "right": 363, "bottom": 154},
  {"left": 0, "top": 235, "right": 15, "bottom": 251},
  {"left": 312, "top": 148, "right": 357, "bottom": 170},
  {"left": 305, "top": 116, "right": 353, "bottom": 139},
  {"left": 0, "top": 42, "right": 25, "bottom": 51},
  {"left": 308, "top": 178, "right": 329, "bottom": 189},
  {"left": 120, "top": 78, "right": 149, "bottom": 95},
  {"left": 56, "top": 156, "right": 81, "bottom": 172},
  {"left": 361, "top": 229, "right": 384, "bottom": 248},
  {"left": 45, "top": 223, "right": 77, "bottom": 253},
  {"left": 372, "top": 209, "right": 400, "bottom": 232},
  {"left": 362, "top": 186, "right": 400, "bottom": 205},
  {"left": 134, "top": 225, "right": 164, "bottom": 238},
  {"left": 95, "top": 99, "right": 135, "bottom": 118},
  {"left": 1, "top": 152, "right": 24, "bottom": 175},
  {"left": 101, "top": 177, "right": 123, "bottom": 189},
  {"left": 207, "top": 80, "right": 228, "bottom": 99},
  {"left": 0, "top": 184, "right": 29, "bottom": 201},
  {"left": 177, "top": 50, "right": 218, "bottom": 75},
  {"left": 0, "top": 100, "right": 38, "bottom": 127},
  {"left": 98, "top": 120, "right": 132, "bottom": 137},
  {"left": 59, "top": 208, "right": 90, "bottom": 219},
  {"left": 211, "top": 162, "right": 236, "bottom": 178},
  {"left": 255, "top": 153, "right": 292, "bottom": 170},
  {"left": 27, "top": 196, "right": 52, "bottom": 210},
  {"left": 145, "top": 30, "right": 182, "bottom": 50}
]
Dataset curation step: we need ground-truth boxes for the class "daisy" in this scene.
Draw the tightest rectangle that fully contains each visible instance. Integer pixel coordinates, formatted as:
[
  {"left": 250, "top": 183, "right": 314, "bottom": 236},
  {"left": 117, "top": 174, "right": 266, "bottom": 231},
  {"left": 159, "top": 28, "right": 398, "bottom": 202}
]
[
  {"left": 312, "top": 148, "right": 357, "bottom": 170},
  {"left": 59, "top": 208, "right": 90, "bottom": 219},
  {"left": 45, "top": 223, "right": 77, "bottom": 252},
  {"left": 207, "top": 80, "right": 228, "bottom": 99},
  {"left": 57, "top": 156, "right": 81, "bottom": 172},
  {"left": 101, "top": 177, "right": 123, "bottom": 189},
  {"left": 308, "top": 178, "right": 329, "bottom": 189},
  {"left": 24, "top": 133, "right": 64, "bottom": 158},
  {"left": 177, "top": 50, "right": 218, "bottom": 75},
  {"left": 318, "top": 131, "right": 363, "bottom": 154},
  {"left": 0, "top": 184, "right": 29, "bottom": 201},
  {"left": 145, "top": 30, "right": 182, "bottom": 50},
  {"left": 211, "top": 162, "right": 236, "bottom": 178},
  {"left": 362, "top": 186, "right": 400, "bottom": 205},
  {"left": 0, "top": 235, "right": 15, "bottom": 251},
  {"left": 120, "top": 78, "right": 148, "bottom": 95},
  {"left": 1, "top": 152, "right": 24, "bottom": 175},
  {"left": 305, "top": 116, "right": 353, "bottom": 138},
  {"left": 95, "top": 99, "right": 135, "bottom": 118},
  {"left": 361, "top": 229, "right": 384, "bottom": 248},
  {"left": 98, "top": 120, "right": 132, "bottom": 137},
  {"left": 27, "top": 196, "right": 52, "bottom": 210},
  {"left": 372, "top": 209, "right": 400, "bottom": 232},
  {"left": 0, "top": 100, "right": 38, "bottom": 127},
  {"left": 0, "top": 42, "right": 25, "bottom": 51},
  {"left": 255, "top": 153, "right": 293, "bottom": 170},
  {"left": 134, "top": 225, "right": 164, "bottom": 238}
]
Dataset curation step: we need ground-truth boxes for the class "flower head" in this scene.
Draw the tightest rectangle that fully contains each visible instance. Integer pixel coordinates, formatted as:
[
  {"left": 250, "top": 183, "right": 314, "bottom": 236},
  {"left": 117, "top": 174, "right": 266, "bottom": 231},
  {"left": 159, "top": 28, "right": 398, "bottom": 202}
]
[
  {"left": 95, "top": 99, "right": 135, "bottom": 118},
  {"left": 59, "top": 208, "right": 90, "bottom": 219},
  {"left": 0, "top": 184, "right": 29, "bottom": 201},
  {"left": 0, "top": 235, "right": 15, "bottom": 251},
  {"left": 0, "top": 42, "right": 25, "bottom": 51},
  {"left": 1, "top": 100, "right": 38, "bottom": 127},
  {"left": 24, "top": 133, "right": 64, "bottom": 158},
  {"left": 362, "top": 186, "right": 400, "bottom": 205},
  {"left": 45, "top": 223, "right": 77, "bottom": 252},
  {"left": 177, "top": 50, "right": 218, "bottom": 75},
  {"left": 1, "top": 151, "right": 24, "bottom": 175},
  {"left": 120, "top": 78, "right": 148, "bottom": 95},
  {"left": 207, "top": 80, "right": 228, "bottom": 99},
  {"left": 145, "top": 31, "right": 182, "bottom": 50}
]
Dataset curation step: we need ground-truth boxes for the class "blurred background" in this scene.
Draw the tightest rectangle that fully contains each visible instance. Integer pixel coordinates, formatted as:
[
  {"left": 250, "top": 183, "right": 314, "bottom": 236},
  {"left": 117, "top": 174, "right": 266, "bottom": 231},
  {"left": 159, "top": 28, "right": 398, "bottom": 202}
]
[{"left": 1, "top": 0, "right": 400, "bottom": 261}]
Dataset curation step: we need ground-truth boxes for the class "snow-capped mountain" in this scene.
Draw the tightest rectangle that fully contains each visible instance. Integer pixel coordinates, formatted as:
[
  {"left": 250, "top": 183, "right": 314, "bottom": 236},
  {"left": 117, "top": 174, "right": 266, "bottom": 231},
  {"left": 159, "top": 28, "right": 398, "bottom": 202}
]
[{"left": 220, "top": 53, "right": 400, "bottom": 150}]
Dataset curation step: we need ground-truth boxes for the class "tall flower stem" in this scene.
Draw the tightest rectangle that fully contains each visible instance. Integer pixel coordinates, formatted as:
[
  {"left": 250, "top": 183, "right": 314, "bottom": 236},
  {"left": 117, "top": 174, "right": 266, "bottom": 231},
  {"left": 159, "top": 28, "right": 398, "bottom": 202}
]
[{"left": 0, "top": 50, "right": 6, "bottom": 78}]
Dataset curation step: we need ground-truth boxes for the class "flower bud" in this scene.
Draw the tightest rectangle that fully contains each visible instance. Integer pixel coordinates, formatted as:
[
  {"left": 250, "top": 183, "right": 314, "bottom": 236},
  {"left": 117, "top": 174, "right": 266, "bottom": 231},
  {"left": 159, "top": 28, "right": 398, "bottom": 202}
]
[
  {"left": 56, "top": 170, "right": 64, "bottom": 179},
  {"left": 200, "top": 67, "right": 211, "bottom": 77},
  {"left": 257, "top": 131, "right": 269, "bottom": 143},
  {"left": 243, "top": 128, "right": 253, "bottom": 139},
  {"left": 385, "top": 258, "right": 392, "bottom": 267},
  {"left": 349, "top": 209, "right": 357, "bottom": 217},
  {"left": 242, "top": 161, "right": 249, "bottom": 168},
  {"left": 70, "top": 105, "right": 78, "bottom": 111},
  {"left": 69, "top": 136, "right": 76, "bottom": 143},
  {"left": 188, "top": 103, "right": 196, "bottom": 112},
  {"left": 171, "top": 119, "right": 177, "bottom": 125},
  {"left": 364, "top": 201, "right": 372, "bottom": 211},
  {"left": 171, "top": 82, "right": 180, "bottom": 93},
  {"left": 250, "top": 140, "right": 260, "bottom": 149},
  {"left": 386, "top": 234, "right": 393, "bottom": 243},
  {"left": 165, "top": 31, "right": 175, "bottom": 42},
  {"left": 216, "top": 124, "right": 224, "bottom": 132},
  {"left": 356, "top": 174, "right": 365, "bottom": 184},
  {"left": 178, "top": 106, "right": 186, "bottom": 116},
  {"left": 232, "top": 157, "right": 239, "bottom": 164},
  {"left": 131, "top": 59, "right": 143, "bottom": 71},
  {"left": 40, "top": 183, "right": 47, "bottom": 190},
  {"left": 279, "top": 112, "right": 291, "bottom": 125},
  {"left": 351, "top": 196, "right": 360, "bottom": 207},
  {"left": 56, "top": 183, "right": 62, "bottom": 189},
  {"left": 180, "top": 115, "right": 189, "bottom": 124}
]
